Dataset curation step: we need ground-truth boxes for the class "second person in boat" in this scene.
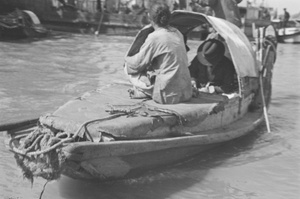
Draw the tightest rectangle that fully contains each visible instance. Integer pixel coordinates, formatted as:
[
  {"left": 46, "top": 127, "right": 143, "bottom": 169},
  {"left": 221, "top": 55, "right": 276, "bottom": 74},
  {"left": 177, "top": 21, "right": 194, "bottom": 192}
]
[
  {"left": 124, "top": 3, "right": 192, "bottom": 104},
  {"left": 189, "top": 38, "right": 238, "bottom": 94}
]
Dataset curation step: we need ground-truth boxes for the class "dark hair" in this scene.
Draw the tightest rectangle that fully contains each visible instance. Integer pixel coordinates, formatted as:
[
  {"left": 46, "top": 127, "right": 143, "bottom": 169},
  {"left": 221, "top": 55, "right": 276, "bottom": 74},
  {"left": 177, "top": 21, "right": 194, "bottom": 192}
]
[{"left": 148, "top": 3, "right": 171, "bottom": 27}]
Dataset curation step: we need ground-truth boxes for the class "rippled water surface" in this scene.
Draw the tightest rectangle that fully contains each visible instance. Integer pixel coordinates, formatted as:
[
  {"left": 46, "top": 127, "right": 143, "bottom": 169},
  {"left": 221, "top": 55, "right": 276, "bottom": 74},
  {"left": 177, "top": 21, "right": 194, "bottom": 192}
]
[{"left": 0, "top": 33, "right": 299, "bottom": 199}]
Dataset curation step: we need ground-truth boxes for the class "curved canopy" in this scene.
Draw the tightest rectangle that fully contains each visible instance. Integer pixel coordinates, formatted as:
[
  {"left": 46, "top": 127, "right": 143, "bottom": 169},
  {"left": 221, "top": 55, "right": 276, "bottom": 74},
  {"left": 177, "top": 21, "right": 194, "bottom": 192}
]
[{"left": 170, "top": 11, "right": 259, "bottom": 77}]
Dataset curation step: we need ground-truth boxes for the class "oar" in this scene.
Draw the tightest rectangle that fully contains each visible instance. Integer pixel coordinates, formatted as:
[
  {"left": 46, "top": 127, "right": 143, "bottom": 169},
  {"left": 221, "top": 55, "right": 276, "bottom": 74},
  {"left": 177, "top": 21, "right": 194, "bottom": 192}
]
[
  {"left": 258, "top": 27, "right": 271, "bottom": 133},
  {"left": 259, "top": 74, "right": 271, "bottom": 133},
  {"left": 0, "top": 118, "right": 38, "bottom": 132}
]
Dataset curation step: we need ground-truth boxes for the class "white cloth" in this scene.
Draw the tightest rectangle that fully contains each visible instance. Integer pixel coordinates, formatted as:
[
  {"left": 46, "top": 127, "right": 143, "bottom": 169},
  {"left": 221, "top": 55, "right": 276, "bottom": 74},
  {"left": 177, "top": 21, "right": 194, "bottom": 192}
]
[{"left": 124, "top": 64, "right": 153, "bottom": 96}]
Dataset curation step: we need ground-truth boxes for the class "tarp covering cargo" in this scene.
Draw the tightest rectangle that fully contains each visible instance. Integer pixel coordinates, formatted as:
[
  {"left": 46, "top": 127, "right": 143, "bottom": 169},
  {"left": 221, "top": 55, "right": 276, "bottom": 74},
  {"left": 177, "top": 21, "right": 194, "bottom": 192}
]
[{"left": 39, "top": 83, "right": 228, "bottom": 141}]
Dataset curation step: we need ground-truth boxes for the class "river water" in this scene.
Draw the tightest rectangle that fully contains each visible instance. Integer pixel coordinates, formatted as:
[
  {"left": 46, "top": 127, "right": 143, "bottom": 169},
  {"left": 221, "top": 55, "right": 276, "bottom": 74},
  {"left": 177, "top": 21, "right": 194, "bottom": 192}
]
[{"left": 0, "top": 33, "right": 299, "bottom": 199}]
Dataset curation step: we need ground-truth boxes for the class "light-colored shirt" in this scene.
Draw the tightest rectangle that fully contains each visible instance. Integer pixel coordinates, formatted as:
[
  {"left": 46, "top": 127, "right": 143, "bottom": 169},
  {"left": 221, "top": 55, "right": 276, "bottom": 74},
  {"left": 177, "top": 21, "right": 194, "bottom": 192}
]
[{"left": 125, "top": 27, "right": 192, "bottom": 104}]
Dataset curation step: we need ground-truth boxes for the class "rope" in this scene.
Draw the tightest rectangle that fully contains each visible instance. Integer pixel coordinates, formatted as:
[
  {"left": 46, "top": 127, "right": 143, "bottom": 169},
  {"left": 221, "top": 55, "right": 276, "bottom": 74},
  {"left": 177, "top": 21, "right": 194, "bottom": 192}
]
[
  {"left": 9, "top": 112, "right": 126, "bottom": 157},
  {"left": 144, "top": 104, "right": 187, "bottom": 125},
  {"left": 9, "top": 101, "right": 188, "bottom": 158},
  {"left": 39, "top": 181, "right": 49, "bottom": 199},
  {"left": 9, "top": 101, "right": 187, "bottom": 181},
  {"left": 263, "top": 38, "right": 277, "bottom": 64},
  {"left": 8, "top": 112, "right": 128, "bottom": 182}
]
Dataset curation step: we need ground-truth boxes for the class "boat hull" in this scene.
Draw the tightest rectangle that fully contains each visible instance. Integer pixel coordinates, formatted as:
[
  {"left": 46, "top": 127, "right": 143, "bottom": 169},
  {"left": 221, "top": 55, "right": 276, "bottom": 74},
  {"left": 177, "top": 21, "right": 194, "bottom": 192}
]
[
  {"left": 61, "top": 111, "right": 264, "bottom": 180},
  {"left": 5, "top": 110, "right": 263, "bottom": 181},
  {"left": 277, "top": 28, "right": 300, "bottom": 43},
  {"left": 63, "top": 143, "right": 217, "bottom": 180},
  {"left": 278, "top": 33, "right": 300, "bottom": 43},
  {"left": 0, "top": 9, "right": 48, "bottom": 39},
  {"left": 0, "top": 0, "right": 149, "bottom": 35},
  {"left": 0, "top": 26, "right": 48, "bottom": 39},
  {"left": 4, "top": 11, "right": 276, "bottom": 182}
]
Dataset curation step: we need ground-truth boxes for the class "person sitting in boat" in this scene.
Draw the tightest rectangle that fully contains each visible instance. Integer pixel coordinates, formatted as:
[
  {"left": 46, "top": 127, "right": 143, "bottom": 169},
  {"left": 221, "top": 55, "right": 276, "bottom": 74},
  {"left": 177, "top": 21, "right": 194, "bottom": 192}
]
[
  {"left": 124, "top": 3, "right": 192, "bottom": 104},
  {"left": 189, "top": 38, "right": 237, "bottom": 94}
]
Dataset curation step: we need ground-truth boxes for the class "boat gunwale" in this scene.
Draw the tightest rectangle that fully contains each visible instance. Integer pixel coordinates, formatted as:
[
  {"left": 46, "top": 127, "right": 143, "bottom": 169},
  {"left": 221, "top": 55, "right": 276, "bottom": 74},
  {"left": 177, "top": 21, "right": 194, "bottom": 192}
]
[{"left": 62, "top": 110, "right": 264, "bottom": 161}]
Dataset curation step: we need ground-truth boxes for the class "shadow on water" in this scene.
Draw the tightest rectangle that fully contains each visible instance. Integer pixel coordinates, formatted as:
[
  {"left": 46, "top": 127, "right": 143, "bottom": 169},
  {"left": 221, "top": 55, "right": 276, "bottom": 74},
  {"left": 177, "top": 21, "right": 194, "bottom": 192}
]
[{"left": 41, "top": 124, "right": 276, "bottom": 199}]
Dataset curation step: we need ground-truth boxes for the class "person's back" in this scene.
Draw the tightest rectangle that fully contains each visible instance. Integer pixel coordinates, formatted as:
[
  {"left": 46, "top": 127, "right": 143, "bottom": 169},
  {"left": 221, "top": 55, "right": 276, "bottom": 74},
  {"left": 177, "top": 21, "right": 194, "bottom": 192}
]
[
  {"left": 124, "top": 3, "right": 192, "bottom": 104},
  {"left": 143, "top": 27, "right": 192, "bottom": 104}
]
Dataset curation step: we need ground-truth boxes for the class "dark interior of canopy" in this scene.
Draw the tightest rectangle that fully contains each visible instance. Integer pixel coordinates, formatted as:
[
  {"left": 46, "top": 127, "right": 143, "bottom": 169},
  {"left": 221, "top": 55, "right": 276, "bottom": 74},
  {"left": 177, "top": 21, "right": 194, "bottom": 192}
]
[
  {"left": 170, "top": 11, "right": 209, "bottom": 36},
  {"left": 127, "top": 12, "right": 210, "bottom": 57}
]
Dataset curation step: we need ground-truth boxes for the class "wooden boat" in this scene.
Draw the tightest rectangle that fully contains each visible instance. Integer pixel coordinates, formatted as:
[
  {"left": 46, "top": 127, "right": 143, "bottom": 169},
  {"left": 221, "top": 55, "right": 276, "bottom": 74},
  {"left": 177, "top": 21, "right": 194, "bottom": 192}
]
[
  {"left": 272, "top": 19, "right": 300, "bottom": 43},
  {"left": 0, "top": 0, "right": 208, "bottom": 36},
  {"left": 0, "top": 0, "right": 152, "bottom": 35},
  {"left": 239, "top": 5, "right": 273, "bottom": 39},
  {"left": 0, "top": 9, "right": 48, "bottom": 39},
  {"left": 4, "top": 11, "right": 277, "bottom": 182}
]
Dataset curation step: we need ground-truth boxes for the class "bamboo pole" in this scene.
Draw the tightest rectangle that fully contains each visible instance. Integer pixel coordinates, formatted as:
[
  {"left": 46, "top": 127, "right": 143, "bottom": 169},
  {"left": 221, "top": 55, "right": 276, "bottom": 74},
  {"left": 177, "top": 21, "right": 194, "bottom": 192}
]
[
  {"left": 95, "top": 10, "right": 105, "bottom": 36},
  {"left": 258, "top": 27, "right": 271, "bottom": 133}
]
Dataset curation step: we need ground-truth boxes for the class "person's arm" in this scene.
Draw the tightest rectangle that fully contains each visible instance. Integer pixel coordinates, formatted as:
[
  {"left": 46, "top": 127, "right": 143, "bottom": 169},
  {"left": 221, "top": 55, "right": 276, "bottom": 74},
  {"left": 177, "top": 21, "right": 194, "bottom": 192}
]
[
  {"left": 125, "top": 35, "right": 156, "bottom": 75},
  {"left": 218, "top": 59, "right": 236, "bottom": 93},
  {"left": 188, "top": 56, "right": 200, "bottom": 88}
]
